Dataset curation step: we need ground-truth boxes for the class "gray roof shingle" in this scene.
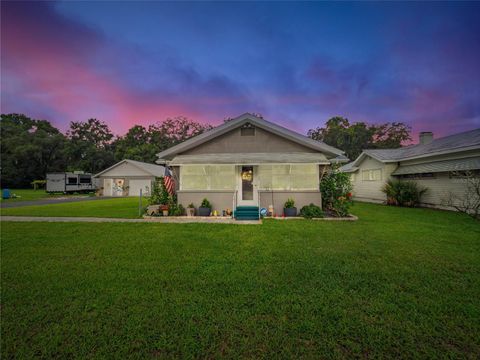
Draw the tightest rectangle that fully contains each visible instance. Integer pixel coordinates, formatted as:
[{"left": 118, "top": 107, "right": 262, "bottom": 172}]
[
  {"left": 363, "top": 128, "right": 480, "bottom": 162},
  {"left": 392, "top": 157, "right": 480, "bottom": 175}
]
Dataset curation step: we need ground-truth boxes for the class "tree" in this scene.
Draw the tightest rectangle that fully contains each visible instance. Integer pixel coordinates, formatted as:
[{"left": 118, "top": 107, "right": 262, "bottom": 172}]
[
  {"left": 148, "top": 116, "right": 213, "bottom": 152},
  {"left": 65, "top": 118, "right": 115, "bottom": 173},
  {"left": 308, "top": 117, "right": 411, "bottom": 160},
  {"left": 0, "top": 114, "right": 67, "bottom": 187},
  {"left": 113, "top": 125, "right": 158, "bottom": 163}
]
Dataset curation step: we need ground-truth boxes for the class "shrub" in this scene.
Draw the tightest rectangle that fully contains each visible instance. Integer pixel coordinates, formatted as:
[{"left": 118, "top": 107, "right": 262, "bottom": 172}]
[
  {"left": 382, "top": 179, "right": 427, "bottom": 207},
  {"left": 168, "top": 203, "right": 185, "bottom": 216},
  {"left": 300, "top": 203, "right": 324, "bottom": 219},
  {"left": 187, "top": 203, "right": 195, "bottom": 208},
  {"left": 284, "top": 198, "right": 295, "bottom": 208},
  {"left": 200, "top": 198, "right": 211, "bottom": 209},
  {"left": 320, "top": 166, "right": 353, "bottom": 217},
  {"left": 149, "top": 177, "right": 169, "bottom": 205}
]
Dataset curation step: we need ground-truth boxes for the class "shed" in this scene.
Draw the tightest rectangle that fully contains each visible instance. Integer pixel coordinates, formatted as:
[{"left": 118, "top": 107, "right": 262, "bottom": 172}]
[{"left": 94, "top": 159, "right": 165, "bottom": 196}]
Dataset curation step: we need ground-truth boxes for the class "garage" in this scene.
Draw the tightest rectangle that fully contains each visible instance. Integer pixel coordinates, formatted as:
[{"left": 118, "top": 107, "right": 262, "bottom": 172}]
[
  {"left": 128, "top": 179, "right": 152, "bottom": 196},
  {"left": 94, "top": 159, "right": 165, "bottom": 197}
]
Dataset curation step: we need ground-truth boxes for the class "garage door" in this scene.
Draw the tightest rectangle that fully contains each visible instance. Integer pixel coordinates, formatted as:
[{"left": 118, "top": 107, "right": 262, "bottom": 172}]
[{"left": 128, "top": 179, "right": 152, "bottom": 196}]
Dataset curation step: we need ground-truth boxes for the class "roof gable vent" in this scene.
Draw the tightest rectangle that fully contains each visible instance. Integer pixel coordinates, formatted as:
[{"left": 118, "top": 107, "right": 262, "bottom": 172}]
[{"left": 241, "top": 123, "right": 255, "bottom": 136}]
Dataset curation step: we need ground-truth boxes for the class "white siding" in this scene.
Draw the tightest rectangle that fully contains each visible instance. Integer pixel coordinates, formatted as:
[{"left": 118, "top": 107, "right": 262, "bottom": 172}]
[
  {"left": 415, "top": 173, "right": 469, "bottom": 208},
  {"left": 350, "top": 156, "right": 396, "bottom": 202}
]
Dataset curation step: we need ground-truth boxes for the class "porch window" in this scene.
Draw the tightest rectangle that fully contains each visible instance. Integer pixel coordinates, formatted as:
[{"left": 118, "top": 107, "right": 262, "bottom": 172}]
[
  {"left": 181, "top": 165, "right": 235, "bottom": 190},
  {"left": 258, "top": 164, "right": 318, "bottom": 190}
]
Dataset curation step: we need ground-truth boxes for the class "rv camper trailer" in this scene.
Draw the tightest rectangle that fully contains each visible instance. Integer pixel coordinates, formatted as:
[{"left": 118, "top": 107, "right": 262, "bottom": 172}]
[{"left": 46, "top": 172, "right": 97, "bottom": 193}]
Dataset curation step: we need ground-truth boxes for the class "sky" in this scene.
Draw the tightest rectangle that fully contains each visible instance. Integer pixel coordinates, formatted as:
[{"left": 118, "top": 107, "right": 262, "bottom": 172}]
[{"left": 1, "top": 1, "right": 479, "bottom": 141}]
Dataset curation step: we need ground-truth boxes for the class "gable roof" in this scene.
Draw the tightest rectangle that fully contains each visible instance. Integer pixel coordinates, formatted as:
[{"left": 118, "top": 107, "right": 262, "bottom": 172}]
[
  {"left": 94, "top": 159, "right": 165, "bottom": 178},
  {"left": 349, "top": 128, "right": 480, "bottom": 168},
  {"left": 156, "top": 113, "right": 344, "bottom": 162}
]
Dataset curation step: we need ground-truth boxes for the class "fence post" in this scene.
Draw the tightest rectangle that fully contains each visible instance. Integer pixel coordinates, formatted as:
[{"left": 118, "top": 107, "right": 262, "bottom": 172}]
[{"left": 139, "top": 188, "right": 143, "bottom": 217}]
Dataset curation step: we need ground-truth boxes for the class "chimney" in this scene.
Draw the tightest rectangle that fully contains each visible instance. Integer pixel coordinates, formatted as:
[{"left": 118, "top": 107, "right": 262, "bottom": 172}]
[{"left": 419, "top": 131, "right": 433, "bottom": 145}]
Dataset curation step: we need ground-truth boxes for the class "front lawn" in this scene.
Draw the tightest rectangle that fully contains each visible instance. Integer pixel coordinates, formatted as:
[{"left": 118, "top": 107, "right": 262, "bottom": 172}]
[
  {"left": 1, "top": 203, "right": 479, "bottom": 358},
  {"left": 1, "top": 197, "right": 148, "bottom": 218},
  {"left": 0, "top": 189, "right": 86, "bottom": 202}
]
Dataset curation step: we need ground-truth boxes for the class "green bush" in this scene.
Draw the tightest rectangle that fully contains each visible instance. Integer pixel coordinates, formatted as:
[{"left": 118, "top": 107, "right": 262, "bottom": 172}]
[
  {"left": 284, "top": 198, "right": 295, "bottom": 208},
  {"left": 149, "top": 177, "right": 169, "bottom": 205},
  {"left": 300, "top": 203, "right": 324, "bottom": 219},
  {"left": 382, "top": 179, "right": 427, "bottom": 207},
  {"left": 200, "top": 198, "right": 211, "bottom": 209},
  {"left": 320, "top": 166, "right": 353, "bottom": 217},
  {"left": 168, "top": 203, "right": 185, "bottom": 216}
]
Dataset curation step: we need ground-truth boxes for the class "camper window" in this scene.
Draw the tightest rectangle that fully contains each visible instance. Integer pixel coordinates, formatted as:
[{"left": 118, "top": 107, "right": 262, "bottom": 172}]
[
  {"left": 79, "top": 176, "right": 91, "bottom": 184},
  {"left": 67, "top": 177, "right": 78, "bottom": 185}
]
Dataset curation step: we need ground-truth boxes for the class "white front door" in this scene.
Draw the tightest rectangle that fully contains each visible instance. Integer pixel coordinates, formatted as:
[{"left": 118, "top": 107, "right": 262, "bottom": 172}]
[{"left": 237, "top": 165, "right": 258, "bottom": 206}]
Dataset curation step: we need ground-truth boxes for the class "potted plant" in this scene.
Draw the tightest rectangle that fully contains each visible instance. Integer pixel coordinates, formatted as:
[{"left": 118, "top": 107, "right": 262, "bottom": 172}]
[
  {"left": 198, "top": 198, "right": 212, "bottom": 216},
  {"left": 186, "top": 203, "right": 195, "bottom": 217},
  {"left": 160, "top": 204, "right": 169, "bottom": 216},
  {"left": 283, "top": 198, "right": 297, "bottom": 217}
]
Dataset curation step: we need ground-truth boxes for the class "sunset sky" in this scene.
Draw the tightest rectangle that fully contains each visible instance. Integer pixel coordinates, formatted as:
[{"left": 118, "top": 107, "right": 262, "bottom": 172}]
[{"left": 1, "top": 1, "right": 479, "bottom": 139}]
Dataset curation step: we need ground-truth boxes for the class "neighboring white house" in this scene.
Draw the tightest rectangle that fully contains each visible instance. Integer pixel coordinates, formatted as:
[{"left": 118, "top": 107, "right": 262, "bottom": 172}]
[
  {"left": 94, "top": 159, "right": 165, "bottom": 196},
  {"left": 340, "top": 129, "right": 480, "bottom": 208}
]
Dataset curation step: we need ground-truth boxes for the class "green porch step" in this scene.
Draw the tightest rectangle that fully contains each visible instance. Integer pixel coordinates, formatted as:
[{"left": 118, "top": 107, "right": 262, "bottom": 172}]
[{"left": 235, "top": 206, "right": 260, "bottom": 220}]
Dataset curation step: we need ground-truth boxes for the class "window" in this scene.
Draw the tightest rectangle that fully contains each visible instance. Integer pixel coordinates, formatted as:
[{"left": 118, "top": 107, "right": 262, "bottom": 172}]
[
  {"left": 258, "top": 164, "right": 318, "bottom": 190},
  {"left": 79, "top": 175, "right": 91, "bottom": 184},
  {"left": 240, "top": 123, "right": 255, "bottom": 136},
  {"left": 398, "top": 173, "right": 435, "bottom": 180},
  {"left": 181, "top": 165, "right": 235, "bottom": 190},
  {"left": 362, "top": 169, "right": 382, "bottom": 181},
  {"left": 449, "top": 170, "right": 479, "bottom": 179},
  {"left": 67, "top": 177, "right": 78, "bottom": 185}
]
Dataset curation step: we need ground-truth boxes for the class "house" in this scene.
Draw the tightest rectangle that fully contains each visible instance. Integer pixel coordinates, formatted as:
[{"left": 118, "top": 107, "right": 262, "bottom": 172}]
[
  {"left": 340, "top": 129, "right": 480, "bottom": 208},
  {"left": 94, "top": 159, "right": 165, "bottom": 196},
  {"left": 156, "top": 113, "right": 347, "bottom": 217}
]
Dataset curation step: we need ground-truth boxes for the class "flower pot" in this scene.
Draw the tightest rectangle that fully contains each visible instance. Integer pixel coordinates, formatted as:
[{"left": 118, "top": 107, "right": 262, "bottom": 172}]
[
  {"left": 284, "top": 207, "right": 297, "bottom": 217},
  {"left": 198, "top": 207, "right": 211, "bottom": 216},
  {"left": 162, "top": 210, "right": 169, "bottom": 216},
  {"left": 186, "top": 207, "right": 195, "bottom": 217}
]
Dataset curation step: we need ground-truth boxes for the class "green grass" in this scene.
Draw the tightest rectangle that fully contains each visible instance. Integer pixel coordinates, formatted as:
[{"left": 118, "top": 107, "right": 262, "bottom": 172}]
[
  {"left": 1, "top": 203, "right": 479, "bottom": 358},
  {"left": 0, "top": 189, "right": 78, "bottom": 202},
  {"left": 1, "top": 197, "right": 148, "bottom": 218}
]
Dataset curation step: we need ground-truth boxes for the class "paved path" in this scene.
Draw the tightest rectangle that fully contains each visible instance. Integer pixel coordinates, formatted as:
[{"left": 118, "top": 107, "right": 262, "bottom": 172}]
[
  {"left": 1, "top": 216, "right": 262, "bottom": 224},
  {"left": 1, "top": 196, "right": 113, "bottom": 208}
]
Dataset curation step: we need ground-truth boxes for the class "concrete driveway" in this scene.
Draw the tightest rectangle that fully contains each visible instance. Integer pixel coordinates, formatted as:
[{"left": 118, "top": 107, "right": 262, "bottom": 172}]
[{"left": 1, "top": 196, "right": 113, "bottom": 208}]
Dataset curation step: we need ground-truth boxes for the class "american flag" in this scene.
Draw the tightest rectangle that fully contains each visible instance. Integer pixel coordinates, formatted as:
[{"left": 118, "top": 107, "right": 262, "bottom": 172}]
[{"left": 163, "top": 166, "right": 175, "bottom": 195}]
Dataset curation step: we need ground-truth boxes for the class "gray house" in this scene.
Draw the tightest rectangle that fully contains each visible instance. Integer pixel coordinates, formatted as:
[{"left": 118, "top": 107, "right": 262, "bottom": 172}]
[
  {"left": 156, "top": 113, "right": 347, "bottom": 215},
  {"left": 341, "top": 129, "right": 480, "bottom": 208}
]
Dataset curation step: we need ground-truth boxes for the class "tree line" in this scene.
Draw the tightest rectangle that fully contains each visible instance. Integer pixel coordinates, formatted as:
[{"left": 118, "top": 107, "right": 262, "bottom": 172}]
[
  {"left": 0, "top": 113, "right": 410, "bottom": 188},
  {"left": 0, "top": 114, "right": 212, "bottom": 188}
]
